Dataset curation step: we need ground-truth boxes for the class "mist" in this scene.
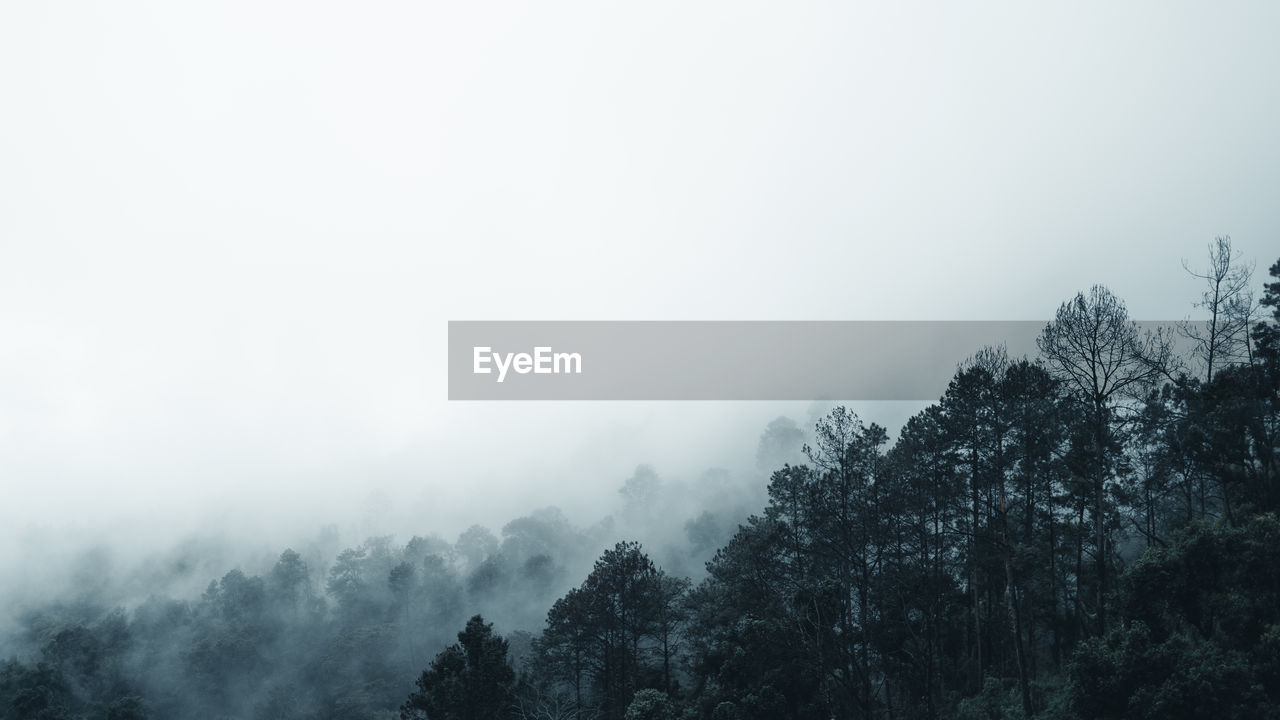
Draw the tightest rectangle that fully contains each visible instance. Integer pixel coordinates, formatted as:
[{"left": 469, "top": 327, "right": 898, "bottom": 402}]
[
  {"left": 3, "top": 1, "right": 1280, "bottom": 718},
  {"left": 5, "top": 0, "right": 1278, "bottom": 568}
]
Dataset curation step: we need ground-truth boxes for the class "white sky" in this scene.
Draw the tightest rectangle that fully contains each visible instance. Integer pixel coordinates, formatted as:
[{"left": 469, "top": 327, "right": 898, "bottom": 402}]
[{"left": 2, "top": 2, "right": 1279, "bottom": 562}]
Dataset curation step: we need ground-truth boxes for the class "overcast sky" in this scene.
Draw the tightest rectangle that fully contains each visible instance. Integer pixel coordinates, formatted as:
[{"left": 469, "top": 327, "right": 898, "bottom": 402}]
[{"left": 2, "top": 2, "right": 1278, "bottom": 567}]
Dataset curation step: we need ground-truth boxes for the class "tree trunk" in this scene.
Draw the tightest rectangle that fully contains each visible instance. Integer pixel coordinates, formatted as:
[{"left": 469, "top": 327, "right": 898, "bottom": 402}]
[{"left": 1001, "top": 484, "right": 1034, "bottom": 717}]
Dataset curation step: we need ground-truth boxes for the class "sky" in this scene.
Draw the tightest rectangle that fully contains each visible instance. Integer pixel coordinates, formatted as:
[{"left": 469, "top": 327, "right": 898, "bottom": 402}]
[{"left": 2, "top": 2, "right": 1279, "bottom": 576}]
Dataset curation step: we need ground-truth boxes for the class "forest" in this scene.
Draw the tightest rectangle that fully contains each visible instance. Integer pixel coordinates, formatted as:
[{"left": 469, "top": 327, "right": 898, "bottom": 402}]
[{"left": 3, "top": 240, "right": 1279, "bottom": 720}]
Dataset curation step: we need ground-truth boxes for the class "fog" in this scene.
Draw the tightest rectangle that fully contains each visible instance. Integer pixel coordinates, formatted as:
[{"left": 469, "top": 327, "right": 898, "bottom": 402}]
[{"left": 2, "top": 3, "right": 1279, "bottom": 715}]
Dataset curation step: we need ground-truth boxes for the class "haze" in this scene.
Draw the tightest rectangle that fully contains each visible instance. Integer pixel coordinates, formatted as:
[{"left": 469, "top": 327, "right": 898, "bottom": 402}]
[{"left": 2, "top": 1, "right": 1278, "bottom": 615}]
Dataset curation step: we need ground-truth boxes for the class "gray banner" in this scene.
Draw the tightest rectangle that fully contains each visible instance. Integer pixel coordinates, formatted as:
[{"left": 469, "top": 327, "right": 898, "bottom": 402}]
[{"left": 447, "top": 321, "right": 1186, "bottom": 401}]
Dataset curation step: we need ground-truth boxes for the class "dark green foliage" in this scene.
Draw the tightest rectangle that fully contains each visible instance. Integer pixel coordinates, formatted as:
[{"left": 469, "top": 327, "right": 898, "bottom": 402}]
[
  {"left": 625, "top": 688, "right": 675, "bottom": 720},
  {"left": 1068, "top": 624, "right": 1268, "bottom": 720},
  {"left": 533, "top": 542, "right": 688, "bottom": 720},
  {"left": 400, "top": 615, "right": 516, "bottom": 720},
  {"left": 1065, "top": 516, "right": 1280, "bottom": 720}
]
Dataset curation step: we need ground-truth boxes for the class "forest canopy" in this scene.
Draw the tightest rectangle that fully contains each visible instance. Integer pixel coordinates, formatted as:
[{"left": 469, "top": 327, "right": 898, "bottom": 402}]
[{"left": 3, "top": 242, "right": 1279, "bottom": 720}]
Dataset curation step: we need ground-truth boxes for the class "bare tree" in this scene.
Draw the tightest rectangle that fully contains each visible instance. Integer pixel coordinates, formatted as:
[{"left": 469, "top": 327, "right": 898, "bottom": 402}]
[
  {"left": 1182, "top": 235, "right": 1256, "bottom": 382},
  {"left": 1037, "top": 285, "right": 1171, "bottom": 635},
  {"left": 515, "top": 683, "right": 598, "bottom": 720}
]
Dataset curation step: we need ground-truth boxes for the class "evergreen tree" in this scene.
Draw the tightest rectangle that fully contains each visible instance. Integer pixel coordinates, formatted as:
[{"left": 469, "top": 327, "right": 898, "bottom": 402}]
[{"left": 400, "top": 615, "right": 517, "bottom": 720}]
